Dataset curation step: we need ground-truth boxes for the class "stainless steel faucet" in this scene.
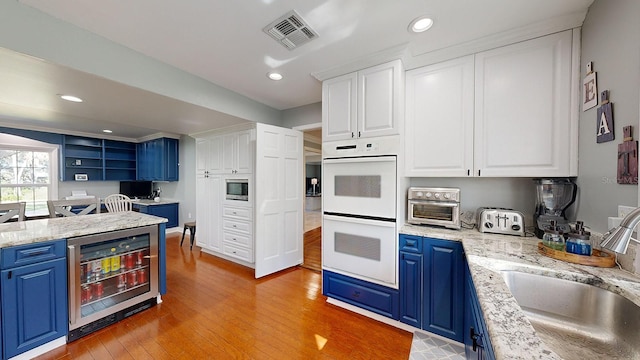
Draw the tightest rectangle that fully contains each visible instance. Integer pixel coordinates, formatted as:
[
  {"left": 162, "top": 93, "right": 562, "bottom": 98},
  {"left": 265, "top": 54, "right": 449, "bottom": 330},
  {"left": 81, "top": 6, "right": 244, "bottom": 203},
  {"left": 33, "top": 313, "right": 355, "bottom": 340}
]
[{"left": 600, "top": 207, "right": 640, "bottom": 254}]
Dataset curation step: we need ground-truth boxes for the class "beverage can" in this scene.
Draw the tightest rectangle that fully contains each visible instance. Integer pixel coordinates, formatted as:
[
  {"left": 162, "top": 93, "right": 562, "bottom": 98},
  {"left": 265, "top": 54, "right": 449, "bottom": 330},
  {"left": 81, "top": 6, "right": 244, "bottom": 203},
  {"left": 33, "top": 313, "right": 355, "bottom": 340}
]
[
  {"left": 120, "top": 255, "right": 125, "bottom": 270},
  {"left": 93, "top": 281, "right": 104, "bottom": 298},
  {"left": 101, "top": 258, "right": 111, "bottom": 275},
  {"left": 91, "top": 260, "right": 102, "bottom": 279},
  {"left": 136, "top": 250, "right": 144, "bottom": 266},
  {"left": 111, "top": 256, "right": 121, "bottom": 272},
  {"left": 126, "top": 271, "right": 138, "bottom": 287},
  {"left": 137, "top": 268, "right": 147, "bottom": 284},
  {"left": 80, "top": 263, "right": 87, "bottom": 282},
  {"left": 81, "top": 285, "right": 92, "bottom": 304},
  {"left": 124, "top": 254, "right": 135, "bottom": 270},
  {"left": 117, "top": 273, "right": 126, "bottom": 290}
]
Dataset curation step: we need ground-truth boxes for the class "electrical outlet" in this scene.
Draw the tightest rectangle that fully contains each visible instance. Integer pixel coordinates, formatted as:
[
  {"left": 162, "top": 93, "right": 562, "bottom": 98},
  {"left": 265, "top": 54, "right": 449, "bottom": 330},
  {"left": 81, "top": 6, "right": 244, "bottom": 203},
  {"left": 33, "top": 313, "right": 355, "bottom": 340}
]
[
  {"left": 618, "top": 205, "right": 637, "bottom": 218},
  {"left": 188, "top": 212, "right": 192, "bottom": 219}
]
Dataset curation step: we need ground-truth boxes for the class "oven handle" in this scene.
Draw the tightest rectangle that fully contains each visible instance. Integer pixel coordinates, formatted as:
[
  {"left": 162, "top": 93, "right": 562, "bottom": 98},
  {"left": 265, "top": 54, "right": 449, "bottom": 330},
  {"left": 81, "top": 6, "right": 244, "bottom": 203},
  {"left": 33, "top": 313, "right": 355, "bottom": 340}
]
[
  {"left": 68, "top": 244, "right": 77, "bottom": 326},
  {"left": 323, "top": 214, "right": 396, "bottom": 227},
  {"left": 409, "top": 200, "right": 459, "bottom": 208},
  {"left": 323, "top": 155, "right": 396, "bottom": 165}
]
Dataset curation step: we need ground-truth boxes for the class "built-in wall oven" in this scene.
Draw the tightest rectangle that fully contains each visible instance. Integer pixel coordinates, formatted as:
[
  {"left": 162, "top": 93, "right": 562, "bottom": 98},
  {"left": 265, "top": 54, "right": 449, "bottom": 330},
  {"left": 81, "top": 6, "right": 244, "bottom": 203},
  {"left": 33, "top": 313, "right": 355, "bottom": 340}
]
[
  {"left": 322, "top": 138, "right": 399, "bottom": 288},
  {"left": 67, "top": 225, "right": 159, "bottom": 341}
]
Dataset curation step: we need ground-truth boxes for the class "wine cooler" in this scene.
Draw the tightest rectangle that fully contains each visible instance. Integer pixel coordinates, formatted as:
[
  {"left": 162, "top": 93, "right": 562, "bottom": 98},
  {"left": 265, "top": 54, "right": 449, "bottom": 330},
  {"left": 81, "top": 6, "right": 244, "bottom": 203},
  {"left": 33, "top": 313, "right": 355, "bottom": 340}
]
[{"left": 67, "top": 225, "right": 159, "bottom": 341}]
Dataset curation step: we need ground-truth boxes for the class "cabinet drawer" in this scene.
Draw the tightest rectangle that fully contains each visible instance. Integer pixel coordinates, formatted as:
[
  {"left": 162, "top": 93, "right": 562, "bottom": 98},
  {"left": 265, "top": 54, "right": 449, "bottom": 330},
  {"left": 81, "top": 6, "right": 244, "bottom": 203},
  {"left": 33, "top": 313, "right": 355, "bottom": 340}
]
[
  {"left": 223, "top": 231, "right": 252, "bottom": 248},
  {"left": 399, "top": 234, "right": 422, "bottom": 253},
  {"left": 222, "top": 243, "right": 253, "bottom": 262},
  {"left": 1, "top": 239, "right": 66, "bottom": 269},
  {"left": 222, "top": 218, "right": 252, "bottom": 235},
  {"left": 223, "top": 206, "right": 252, "bottom": 220},
  {"left": 322, "top": 270, "right": 399, "bottom": 319}
]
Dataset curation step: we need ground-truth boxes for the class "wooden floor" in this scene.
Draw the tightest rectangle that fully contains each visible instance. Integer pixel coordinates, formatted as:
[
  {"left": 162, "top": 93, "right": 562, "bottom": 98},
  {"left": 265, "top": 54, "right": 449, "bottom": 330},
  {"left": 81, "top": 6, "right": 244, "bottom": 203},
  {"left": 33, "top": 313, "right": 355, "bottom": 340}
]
[
  {"left": 35, "top": 233, "right": 411, "bottom": 360},
  {"left": 300, "top": 227, "right": 321, "bottom": 272}
]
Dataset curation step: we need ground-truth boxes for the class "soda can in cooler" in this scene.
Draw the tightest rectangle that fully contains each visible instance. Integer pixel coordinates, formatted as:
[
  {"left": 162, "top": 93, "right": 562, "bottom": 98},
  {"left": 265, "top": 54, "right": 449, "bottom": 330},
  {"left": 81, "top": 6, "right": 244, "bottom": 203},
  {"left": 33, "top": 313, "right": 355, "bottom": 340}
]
[
  {"left": 92, "top": 281, "right": 104, "bottom": 298},
  {"left": 117, "top": 273, "right": 126, "bottom": 290},
  {"left": 136, "top": 250, "right": 144, "bottom": 266},
  {"left": 101, "top": 258, "right": 111, "bottom": 275},
  {"left": 111, "top": 256, "right": 121, "bottom": 273},
  {"left": 124, "top": 253, "right": 134, "bottom": 270},
  {"left": 80, "top": 263, "right": 87, "bottom": 282},
  {"left": 81, "top": 285, "right": 92, "bottom": 304},
  {"left": 137, "top": 268, "right": 147, "bottom": 284},
  {"left": 126, "top": 271, "right": 138, "bottom": 287},
  {"left": 120, "top": 255, "right": 125, "bottom": 270},
  {"left": 91, "top": 260, "right": 102, "bottom": 279}
]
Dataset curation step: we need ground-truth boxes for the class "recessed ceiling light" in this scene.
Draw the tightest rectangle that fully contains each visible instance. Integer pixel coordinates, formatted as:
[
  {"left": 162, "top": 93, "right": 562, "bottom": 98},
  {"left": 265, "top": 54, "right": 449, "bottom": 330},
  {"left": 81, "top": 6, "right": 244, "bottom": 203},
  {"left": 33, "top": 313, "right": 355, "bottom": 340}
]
[
  {"left": 59, "top": 94, "right": 83, "bottom": 102},
  {"left": 102, "top": 129, "right": 113, "bottom": 133},
  {"left": 409, "top": 16, "right": 434, "bottom": 33},
  {"left": 267, "top": 72, "right": 283, "bottom": 81}
]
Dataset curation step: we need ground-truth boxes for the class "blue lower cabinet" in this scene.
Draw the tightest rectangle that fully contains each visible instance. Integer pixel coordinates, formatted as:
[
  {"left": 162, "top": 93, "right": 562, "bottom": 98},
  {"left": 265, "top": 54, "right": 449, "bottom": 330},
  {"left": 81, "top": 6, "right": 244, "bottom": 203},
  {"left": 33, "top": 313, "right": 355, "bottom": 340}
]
[
  {"left": 399, "top": 235, "right": 465, "bottom": 342},
  {"left": 465, "top": 263, "right": 495, "bottom": 360},
  {"left": 423, "top": 238, "right": 464, "bottom": 342},
  {"left": 1, "top": 248, "right": 67, "bottom": 359},
  {"left": 135, "top": 203, "right": 179, "bottom": 228},
  {"left": 322, "top": 270, "right": 399, "bottom": 319}
]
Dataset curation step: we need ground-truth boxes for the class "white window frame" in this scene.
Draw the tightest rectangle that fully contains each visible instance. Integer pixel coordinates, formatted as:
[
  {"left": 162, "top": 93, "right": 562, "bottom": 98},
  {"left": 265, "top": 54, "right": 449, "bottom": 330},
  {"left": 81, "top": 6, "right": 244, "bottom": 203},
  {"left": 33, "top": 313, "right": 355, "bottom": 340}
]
[{"left": 0, "top": 134, "right": 59, "bottom": 216}]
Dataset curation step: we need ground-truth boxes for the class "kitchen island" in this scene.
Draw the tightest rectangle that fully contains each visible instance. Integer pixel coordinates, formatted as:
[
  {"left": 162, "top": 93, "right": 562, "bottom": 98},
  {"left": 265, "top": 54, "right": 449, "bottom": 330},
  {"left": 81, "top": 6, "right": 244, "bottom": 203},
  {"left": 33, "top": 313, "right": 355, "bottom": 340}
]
[
  {"left": 0, "top": 212, "right": 167, "bottom": 360},
  {"left": 401, "top": 224, "right": 640, "bottom": 360}
]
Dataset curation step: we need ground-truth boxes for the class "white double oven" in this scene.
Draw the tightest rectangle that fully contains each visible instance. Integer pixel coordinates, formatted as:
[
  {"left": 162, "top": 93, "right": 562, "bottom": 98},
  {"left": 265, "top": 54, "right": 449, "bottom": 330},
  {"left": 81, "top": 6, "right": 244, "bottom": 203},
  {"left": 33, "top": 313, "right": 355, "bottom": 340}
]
[{"left": 322, "top": 137, "right": 400, "bottom": 287}]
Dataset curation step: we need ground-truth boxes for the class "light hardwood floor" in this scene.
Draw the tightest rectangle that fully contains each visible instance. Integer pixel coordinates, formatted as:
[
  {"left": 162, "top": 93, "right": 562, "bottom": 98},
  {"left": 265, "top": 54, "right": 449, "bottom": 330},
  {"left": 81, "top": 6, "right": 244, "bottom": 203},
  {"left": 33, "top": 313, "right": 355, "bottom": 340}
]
[{"left": 35, "top": 233, "right": 412, "bottom": 359}]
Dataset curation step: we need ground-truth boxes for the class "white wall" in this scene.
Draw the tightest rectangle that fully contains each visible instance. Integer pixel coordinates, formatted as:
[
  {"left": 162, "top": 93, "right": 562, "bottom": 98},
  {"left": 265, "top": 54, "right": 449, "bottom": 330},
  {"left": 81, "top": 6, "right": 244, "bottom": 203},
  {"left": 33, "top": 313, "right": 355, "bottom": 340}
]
[
  {"left": 281, "top": 102, "right": 322, "bottom": 129},
  {"left": 576, "top": 0, "right": 640, "bottom": 233}
]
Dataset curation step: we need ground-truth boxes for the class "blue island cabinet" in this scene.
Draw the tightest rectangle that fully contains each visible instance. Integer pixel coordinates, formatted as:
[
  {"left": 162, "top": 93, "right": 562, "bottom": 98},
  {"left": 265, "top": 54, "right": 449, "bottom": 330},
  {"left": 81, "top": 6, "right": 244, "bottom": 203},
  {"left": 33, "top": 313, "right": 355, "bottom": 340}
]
[
  {"left": 464, "top": 262, "right": 495, "bottom": 360},
  {"left": 399, "top": 235, "right": 465, "bottom": 342},
  {"left": 134, "top": 203, "right": 179, "bottom": 228},
  {"left": 137, "top": 137, "right": 179, "bottom": 182},
  {"left": 0, "top": 240, "right": 67, "bottom": 359}
]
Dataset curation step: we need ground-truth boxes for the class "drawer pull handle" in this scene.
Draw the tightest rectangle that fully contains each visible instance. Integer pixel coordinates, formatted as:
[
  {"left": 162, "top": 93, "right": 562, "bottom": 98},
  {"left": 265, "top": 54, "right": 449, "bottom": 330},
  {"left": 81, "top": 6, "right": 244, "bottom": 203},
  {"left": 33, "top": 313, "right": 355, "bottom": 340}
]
[
  {"left": 22, "top": 248, "right": 51, "bottom": 257},
  {"left": 233, "top": 212, "right": 237, "bottom": 215},
  {"left": 353, "top": 291, "right": 360, "bottom": 298},
  {"left": 232, "top": 225, "right": 237, "bottom": 228}
]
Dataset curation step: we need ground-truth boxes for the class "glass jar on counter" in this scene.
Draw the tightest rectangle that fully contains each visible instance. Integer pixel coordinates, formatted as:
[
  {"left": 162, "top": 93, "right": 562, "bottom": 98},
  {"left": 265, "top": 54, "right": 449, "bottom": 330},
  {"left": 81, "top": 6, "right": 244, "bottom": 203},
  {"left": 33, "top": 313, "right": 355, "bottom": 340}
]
[
  {"left": 543, "top": 220, "right": 565, "bottom": 251},
  {"left": 565, "top": 221, "right": 592, "bottom": 256}
]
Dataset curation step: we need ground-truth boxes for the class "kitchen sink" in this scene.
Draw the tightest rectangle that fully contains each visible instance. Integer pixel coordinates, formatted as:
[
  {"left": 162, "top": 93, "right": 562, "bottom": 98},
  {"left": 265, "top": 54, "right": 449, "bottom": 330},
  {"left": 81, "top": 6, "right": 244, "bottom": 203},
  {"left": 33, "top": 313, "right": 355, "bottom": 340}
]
[{"left": 501, "top": 270, "right": 640, "bottom": 360}]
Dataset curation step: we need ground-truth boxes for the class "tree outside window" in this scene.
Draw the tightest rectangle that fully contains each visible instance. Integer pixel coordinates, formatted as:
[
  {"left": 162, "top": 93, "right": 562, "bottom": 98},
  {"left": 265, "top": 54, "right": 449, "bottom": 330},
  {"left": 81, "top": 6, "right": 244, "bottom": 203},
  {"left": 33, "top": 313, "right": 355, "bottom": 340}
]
[{"left": 0, "top": 149, "right": 51, "bottom": 215}]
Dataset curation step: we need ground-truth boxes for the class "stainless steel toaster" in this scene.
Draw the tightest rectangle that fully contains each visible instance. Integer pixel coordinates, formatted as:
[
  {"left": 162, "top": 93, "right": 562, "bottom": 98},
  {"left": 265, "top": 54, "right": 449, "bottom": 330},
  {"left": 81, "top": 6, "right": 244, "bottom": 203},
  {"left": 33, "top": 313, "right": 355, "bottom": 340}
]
[{"left": 477, "top": 208, "right": 525, "bottom": 236}]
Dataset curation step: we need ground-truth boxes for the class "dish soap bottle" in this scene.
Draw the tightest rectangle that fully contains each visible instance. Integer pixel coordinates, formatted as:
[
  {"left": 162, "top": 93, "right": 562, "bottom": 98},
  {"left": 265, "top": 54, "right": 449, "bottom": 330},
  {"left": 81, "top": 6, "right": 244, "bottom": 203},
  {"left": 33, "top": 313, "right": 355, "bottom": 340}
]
[
  {"left": 543, "top": 220, "right": 565, "bottom": 251},
  {"left": 566, "top": 221, "right": 592, "bottom": 256}
]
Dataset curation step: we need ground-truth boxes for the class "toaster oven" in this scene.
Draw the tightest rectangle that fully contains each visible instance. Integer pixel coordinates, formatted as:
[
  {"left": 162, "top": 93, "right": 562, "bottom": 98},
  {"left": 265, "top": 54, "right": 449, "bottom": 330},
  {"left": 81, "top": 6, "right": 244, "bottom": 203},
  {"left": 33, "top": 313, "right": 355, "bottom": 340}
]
[{"left": 407, "top": 187, "right": 460, "bottom": 230}]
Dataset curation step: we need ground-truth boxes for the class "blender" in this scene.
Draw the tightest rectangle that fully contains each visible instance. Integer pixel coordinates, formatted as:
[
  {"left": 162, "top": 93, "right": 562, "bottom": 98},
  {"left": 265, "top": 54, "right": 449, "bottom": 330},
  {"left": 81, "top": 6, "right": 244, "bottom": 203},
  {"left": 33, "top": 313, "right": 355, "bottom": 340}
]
[{"left": 533, "top": 178, "right": 577, "bottom": 238}]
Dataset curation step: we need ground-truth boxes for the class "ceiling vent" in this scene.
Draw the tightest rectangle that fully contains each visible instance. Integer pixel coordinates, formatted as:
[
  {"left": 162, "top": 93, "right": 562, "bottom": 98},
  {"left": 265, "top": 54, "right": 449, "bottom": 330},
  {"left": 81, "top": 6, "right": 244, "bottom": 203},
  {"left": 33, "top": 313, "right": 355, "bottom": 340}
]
[{"left": 263, "top": 10, "right": 318, "bottom": 50}]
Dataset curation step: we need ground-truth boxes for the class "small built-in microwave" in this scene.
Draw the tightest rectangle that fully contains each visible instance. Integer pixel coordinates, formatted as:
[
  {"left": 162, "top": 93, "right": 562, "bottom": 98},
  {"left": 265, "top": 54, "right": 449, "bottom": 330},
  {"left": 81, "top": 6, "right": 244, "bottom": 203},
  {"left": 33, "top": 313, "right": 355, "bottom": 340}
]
[{"left": 226, "top": 179, "right": 249, "bottom": 201}]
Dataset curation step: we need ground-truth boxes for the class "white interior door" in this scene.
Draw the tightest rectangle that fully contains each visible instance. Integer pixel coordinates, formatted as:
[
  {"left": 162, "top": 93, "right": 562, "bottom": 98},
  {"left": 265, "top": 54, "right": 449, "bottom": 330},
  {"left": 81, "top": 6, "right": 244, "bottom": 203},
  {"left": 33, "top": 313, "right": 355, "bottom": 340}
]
[{"left": 255, "top": 123, "right": 304, "bottom": 278}]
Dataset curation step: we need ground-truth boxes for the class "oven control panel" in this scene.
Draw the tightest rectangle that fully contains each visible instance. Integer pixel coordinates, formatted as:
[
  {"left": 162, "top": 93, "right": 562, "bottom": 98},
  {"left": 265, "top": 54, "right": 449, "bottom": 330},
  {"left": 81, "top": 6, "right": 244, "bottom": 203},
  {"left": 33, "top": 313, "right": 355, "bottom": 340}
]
[
  {"left": 408, "top": 187, "right": 459, "bottom": 202},
  {"left": 477, "top": 208, "right": 525, "bottom": 236}
]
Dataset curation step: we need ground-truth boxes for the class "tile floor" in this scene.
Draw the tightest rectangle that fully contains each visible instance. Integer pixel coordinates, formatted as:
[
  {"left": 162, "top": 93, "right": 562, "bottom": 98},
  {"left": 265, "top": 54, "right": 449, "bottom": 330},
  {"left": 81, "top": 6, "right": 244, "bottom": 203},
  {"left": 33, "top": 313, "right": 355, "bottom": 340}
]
[{"left": 409, "top": 332, "right": 466, "bottom": 360}]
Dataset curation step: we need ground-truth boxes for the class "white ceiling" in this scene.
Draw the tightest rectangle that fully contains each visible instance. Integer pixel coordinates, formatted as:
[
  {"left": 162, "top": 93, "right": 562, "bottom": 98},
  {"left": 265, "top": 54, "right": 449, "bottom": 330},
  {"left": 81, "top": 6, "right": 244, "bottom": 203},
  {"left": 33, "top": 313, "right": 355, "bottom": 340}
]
[{"left": 2, "top": 0, "right": 593, "bottom": 139}]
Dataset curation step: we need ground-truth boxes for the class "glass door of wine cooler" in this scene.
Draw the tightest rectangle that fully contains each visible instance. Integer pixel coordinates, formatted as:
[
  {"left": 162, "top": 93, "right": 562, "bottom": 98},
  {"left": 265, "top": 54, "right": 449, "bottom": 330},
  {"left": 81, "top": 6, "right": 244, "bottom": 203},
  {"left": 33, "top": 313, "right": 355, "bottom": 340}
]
[{"left": 68, "top": 225, "right": 158, "bottom": 330}]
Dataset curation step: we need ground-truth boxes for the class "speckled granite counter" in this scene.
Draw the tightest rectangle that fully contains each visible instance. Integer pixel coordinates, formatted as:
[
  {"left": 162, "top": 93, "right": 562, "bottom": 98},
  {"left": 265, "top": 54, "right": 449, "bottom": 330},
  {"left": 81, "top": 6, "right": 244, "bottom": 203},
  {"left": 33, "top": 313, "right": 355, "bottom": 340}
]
[
  {"left": 0, "top": 212, "right": 167, "bottom": 248},
  {"left": 401, "top": 224, "right": 640, "bottom": 360}
]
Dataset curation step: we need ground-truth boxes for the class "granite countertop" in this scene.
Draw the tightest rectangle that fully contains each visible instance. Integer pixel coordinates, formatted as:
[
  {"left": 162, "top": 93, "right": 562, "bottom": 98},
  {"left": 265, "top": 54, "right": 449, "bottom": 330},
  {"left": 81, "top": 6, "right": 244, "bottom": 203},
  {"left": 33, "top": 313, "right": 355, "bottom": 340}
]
[
  {"left": 0, "top": 212, "right": 167, "bottom": 249},
  {"left": 401, "top": 224, "right": 640, "bottom": 360}
]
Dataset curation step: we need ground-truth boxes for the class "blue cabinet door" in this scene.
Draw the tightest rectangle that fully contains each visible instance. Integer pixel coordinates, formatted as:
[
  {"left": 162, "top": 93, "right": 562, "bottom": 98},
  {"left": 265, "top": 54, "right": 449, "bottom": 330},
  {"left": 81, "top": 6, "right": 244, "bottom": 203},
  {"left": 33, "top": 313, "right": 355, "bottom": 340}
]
[
  {"left": 136, "top": 203, "right": 179, "bottom": 228},
  {"left": 1, "top": 258, "right": 68, "bottom": 359},
  {"left": 423, "top": 237, "right": 464, "bottom": 342},
  {"left": 465, "top": 262, "right": 495, "bottom": 360},
  {"left": 322, "top": 270, "right": 399, "bottom": 319},
  {"left": 137, "top": 138, "right": 179, "bottom": 181},
  {"left": 399, "top": 250, "right": 422, "bottom": 328}
]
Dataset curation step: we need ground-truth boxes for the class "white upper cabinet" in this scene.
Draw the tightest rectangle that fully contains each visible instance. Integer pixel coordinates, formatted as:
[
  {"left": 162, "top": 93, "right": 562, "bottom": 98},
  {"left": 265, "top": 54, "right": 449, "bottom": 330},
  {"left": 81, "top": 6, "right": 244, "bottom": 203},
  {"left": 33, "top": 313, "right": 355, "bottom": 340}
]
[
  {"left": 323, "top": 60, "right": 402, "bottom": 142},
  {"left": 196, "top": 137, "right": 223, "bottom": 175},
  {"left": 474, "top": 30, "right": 575, "bottom": 177},
  {"left": 405, "top": 55, "right": 474, "bottom": 177},
  {"left": 404, "top": 30, "right": 578, "bottom": 177},
  {"left": 222, "top": 130, "right": 253, "bottom": 174}
]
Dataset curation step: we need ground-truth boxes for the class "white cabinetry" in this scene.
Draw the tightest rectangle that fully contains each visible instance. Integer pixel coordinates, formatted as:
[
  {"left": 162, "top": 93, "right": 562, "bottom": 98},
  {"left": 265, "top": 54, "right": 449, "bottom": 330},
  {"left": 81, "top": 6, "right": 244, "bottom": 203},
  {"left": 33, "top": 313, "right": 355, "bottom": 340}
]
[
  {"left": 222, "top": 131, "right": 252, "bottom": 174},
  {"left": 405, "top": 30, "right": 577, "bottom": 177},
  {"left": 405, "top": 56, "right": 474, "bottom": 177},
  {"left": 195, "top": 140, "right": 222, "bottom": 251},
  {"left": 221, "top": 205, "right": 253, "bottom": 262},
  {"left": 322, "top": 60, "right": 403, "bottom": 141}
]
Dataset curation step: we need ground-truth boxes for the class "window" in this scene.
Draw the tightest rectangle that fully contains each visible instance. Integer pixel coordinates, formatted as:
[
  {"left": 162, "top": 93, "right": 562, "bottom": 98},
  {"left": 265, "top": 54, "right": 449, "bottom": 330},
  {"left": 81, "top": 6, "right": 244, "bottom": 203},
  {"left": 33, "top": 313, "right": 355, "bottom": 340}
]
[{"left": 0, "top": 147, "right": 56, "bottom": 216}]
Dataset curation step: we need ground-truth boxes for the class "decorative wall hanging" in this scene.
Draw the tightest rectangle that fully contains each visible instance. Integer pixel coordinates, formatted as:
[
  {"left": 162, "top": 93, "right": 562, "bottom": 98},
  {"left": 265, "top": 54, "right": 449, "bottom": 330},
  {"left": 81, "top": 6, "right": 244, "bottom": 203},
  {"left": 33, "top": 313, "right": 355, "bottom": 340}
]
[
  {"left": 596, "top": 90, "right": 614, "bottom": 143},
  {"left": 583, "top": 62, "right": 598, "bottom": 111},
  {"left": 617, "top": 126, "right": 638, "bottom": 184}
]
